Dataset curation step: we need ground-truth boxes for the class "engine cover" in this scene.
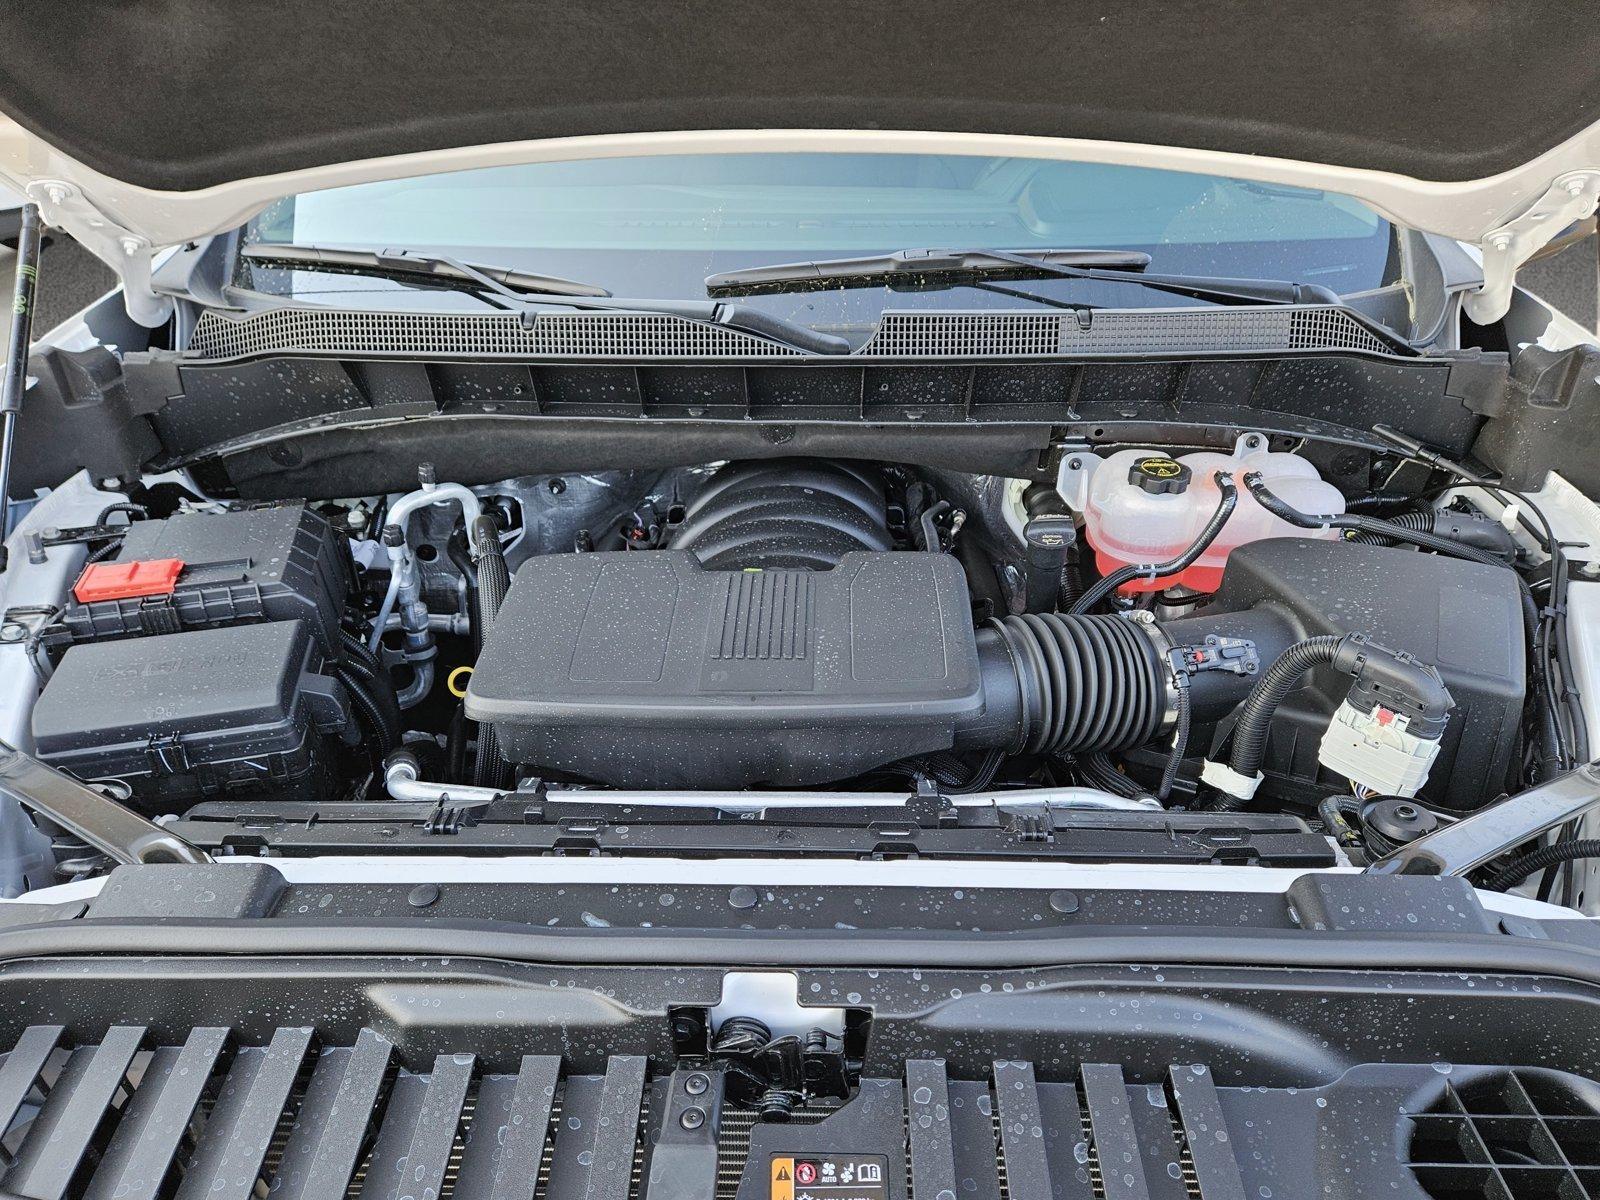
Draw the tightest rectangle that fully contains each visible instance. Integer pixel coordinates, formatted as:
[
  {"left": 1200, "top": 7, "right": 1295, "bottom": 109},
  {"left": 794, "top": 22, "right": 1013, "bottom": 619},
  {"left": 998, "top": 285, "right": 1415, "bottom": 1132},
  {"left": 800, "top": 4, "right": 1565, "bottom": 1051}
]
[{"left": 464, "top": 550, "right": 984, "bottom": 788}]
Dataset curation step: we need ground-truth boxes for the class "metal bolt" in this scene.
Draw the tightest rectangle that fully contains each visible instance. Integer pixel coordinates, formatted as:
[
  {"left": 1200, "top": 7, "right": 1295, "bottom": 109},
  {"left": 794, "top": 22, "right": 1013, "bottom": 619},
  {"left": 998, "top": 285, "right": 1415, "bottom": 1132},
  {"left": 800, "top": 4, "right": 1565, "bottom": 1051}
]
[
  {"left": 1049, "top": 889, "right": 1080, "bottom": 915},
  {"left": 1566, "top": 178, "right": 1587, "bottom": 197},
  {"left": 679, "top": 1107, "right": 706, "bottom": 1130},
  {"left": 120, "top": 237, "right": 142, "bottom": 257},
  {"left": 547, "top": 477, "right": 567, "bottom": 495},
  {"left": 684, "top": 1072, "right": 711, "bottom": 1096},
  {"left": 1067, "top": 458, "right": 1082, "bottom": 470},
  {"left": 728, "top": 885, "right": 759, "bottom": 910},
  {"left": 0, "top": 624, "right": 26, "bottom": 643},
  {"left": 1490, "top": 234, "right": 1513, "bottom": 252}
]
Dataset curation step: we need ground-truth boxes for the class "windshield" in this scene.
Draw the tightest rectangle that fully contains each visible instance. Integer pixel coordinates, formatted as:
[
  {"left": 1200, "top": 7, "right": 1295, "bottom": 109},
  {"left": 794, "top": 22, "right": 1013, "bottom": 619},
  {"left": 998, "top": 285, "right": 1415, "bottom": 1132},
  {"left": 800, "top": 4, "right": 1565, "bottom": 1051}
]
[{"left": 241, "top": 153, "right": 1397, "bottom": 321}]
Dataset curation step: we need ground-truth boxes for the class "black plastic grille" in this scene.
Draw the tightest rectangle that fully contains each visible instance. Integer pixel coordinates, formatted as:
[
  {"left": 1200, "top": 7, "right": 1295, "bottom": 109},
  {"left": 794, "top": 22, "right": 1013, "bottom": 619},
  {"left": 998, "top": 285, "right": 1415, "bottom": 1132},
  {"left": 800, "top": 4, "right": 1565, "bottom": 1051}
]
[
  {"left": 5, "top": 1024, "right": 1590, "bottom": 1200},
  {"left": 0, "top": 1025, "right": 1258, "bottom": 1200},
  {"left": 864, "top": 306, "right": 1395, "bottom": 357},
  {"left": 186, "top": 305, "right": 1400, "bottom": 362},
  {"left": 1405, "top": 1068, "right": 1600, "bottom": 1200},
  {"left": 187, "top": 309, "right": 805, "bottom": 361}
]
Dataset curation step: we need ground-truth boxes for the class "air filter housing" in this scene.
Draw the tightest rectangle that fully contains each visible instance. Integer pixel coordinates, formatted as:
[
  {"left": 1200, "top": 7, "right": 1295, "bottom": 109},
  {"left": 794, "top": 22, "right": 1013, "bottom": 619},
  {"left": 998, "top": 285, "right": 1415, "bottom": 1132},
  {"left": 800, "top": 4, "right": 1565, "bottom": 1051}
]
[{"left": 464, "top": 550, "right": 983, "bottom": 788}]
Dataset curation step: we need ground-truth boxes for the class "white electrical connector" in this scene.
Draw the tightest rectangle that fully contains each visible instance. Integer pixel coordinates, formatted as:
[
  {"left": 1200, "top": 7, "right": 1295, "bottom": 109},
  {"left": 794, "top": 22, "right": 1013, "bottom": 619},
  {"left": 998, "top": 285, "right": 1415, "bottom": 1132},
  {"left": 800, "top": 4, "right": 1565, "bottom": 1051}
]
[{"left": 1317, "top": 699, "right": 1442, "bottom": 798}]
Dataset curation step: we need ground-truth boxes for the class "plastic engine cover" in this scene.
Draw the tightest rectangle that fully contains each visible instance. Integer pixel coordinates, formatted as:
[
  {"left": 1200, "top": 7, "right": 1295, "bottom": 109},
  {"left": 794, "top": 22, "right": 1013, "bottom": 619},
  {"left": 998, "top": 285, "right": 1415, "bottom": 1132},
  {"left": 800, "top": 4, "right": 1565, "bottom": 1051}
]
[{"left": 465, "top": 550, "right": 983, "bottom": 788}]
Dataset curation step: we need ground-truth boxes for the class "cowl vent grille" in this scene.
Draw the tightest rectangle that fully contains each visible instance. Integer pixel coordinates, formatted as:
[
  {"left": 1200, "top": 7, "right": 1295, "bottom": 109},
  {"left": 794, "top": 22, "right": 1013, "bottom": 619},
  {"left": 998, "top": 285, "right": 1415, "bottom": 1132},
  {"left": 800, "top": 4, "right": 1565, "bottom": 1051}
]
[
  {"left": 1404, "top": 1067, "right": 1600, "bottom": 1200},
  {"left": 863, "top": 306, "right": 1395, "bottom": 357},
  {"left": 187, "top": 305, "right": 1400, "bottom": 361},
  {"left": 187, "top": 308, "right": 805, "bottom": 361}
]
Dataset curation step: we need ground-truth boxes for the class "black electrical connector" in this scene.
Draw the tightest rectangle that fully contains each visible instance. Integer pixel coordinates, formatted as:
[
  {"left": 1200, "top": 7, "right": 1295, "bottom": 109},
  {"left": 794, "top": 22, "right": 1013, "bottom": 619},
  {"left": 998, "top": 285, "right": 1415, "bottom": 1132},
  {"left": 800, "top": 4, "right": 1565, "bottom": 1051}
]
[{"left": 1206, "top": 632, "right": 1453, "bottom": 810}]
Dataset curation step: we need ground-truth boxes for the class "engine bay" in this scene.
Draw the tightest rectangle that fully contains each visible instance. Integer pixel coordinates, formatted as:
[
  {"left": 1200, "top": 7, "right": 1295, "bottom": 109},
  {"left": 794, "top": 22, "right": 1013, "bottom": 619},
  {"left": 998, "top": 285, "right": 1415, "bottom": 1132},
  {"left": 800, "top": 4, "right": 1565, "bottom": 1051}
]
[{"left": 1, "top": 429, "right": 1576, "bottom": 890}]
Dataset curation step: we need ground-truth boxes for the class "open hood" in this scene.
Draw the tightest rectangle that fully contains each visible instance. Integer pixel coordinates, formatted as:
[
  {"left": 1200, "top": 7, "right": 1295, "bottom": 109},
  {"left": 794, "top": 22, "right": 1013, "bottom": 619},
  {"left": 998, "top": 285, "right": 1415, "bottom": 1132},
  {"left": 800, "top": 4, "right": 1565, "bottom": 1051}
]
[{"left": 1, "top": 0, "right": 1599, "bottom": 325}]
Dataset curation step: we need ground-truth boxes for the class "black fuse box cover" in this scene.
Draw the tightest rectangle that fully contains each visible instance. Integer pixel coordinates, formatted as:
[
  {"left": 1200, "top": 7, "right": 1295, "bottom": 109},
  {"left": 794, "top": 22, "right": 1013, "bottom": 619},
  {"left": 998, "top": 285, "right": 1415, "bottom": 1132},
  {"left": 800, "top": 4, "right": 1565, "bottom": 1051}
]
[
  {"left": 32, "top": 620, "right": 350, "bottom": 813},
  {"left": 466, "top": 550, "right": 983, "bottom": 788},
  {"left": 56, "top": 504, "right": 348, "bottom": 654}
]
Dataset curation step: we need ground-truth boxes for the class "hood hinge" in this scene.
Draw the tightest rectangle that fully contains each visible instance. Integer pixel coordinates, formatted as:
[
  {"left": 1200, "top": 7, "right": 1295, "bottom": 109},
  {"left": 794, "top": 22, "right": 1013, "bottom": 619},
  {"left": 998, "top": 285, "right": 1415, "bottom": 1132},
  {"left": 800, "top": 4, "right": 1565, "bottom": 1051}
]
[
  {"left": 1465, "top": 170, "right": 1600, "bottom": 325},
  {"left": 21, "top": 178, "right": 174, "bottom": 329}
]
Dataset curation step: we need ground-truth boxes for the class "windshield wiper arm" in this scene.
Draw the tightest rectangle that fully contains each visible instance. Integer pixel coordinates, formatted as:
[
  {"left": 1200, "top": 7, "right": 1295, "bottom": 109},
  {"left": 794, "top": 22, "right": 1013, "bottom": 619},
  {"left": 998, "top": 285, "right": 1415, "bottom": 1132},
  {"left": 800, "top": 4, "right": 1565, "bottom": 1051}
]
[
  {"left": 243, "top": 242, "right": 615, "bottom": 300},
  {"left": 241, "top": 243, "right": 850, "bottom": 355},
  {"left": 707, "top": 247, "right": 1341, "bottom": 307}
]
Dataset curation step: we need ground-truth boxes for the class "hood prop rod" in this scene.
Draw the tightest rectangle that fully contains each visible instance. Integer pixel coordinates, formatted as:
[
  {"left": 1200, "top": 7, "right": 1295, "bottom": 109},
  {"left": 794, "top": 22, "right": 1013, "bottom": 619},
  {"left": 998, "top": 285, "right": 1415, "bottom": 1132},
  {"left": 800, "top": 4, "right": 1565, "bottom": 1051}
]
[
  {"left": 0, "top": 744, "right": 211, "bottom": 866},
  {"left": 1367, "top": 762, "right": 1600, "bottom": 878},
  {"left": 0, "top": 203, "right": 41, "bottom": 572}
]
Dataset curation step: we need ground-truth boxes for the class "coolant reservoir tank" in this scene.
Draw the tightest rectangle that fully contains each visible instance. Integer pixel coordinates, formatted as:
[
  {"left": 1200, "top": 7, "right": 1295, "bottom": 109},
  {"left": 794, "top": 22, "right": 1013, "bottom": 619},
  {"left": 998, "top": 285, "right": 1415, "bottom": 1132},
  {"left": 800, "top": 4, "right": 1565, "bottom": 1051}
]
[{"left": 1082, "top": 447, "right": 1345, "bottom": 593}]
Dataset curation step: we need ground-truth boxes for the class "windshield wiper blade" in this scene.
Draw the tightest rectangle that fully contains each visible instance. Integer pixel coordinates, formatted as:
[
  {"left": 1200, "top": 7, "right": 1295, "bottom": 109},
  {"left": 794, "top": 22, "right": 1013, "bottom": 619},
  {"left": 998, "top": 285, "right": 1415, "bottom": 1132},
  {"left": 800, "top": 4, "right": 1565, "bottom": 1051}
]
[
  {"left": 706, "top": 246, "right": 1341, "bottom": 307},
  {"left": 242, "top": 243, "right": 614, "bottom": 299},
  {"left": 242, "top": 243, "right": 850, "bottom": 355}
]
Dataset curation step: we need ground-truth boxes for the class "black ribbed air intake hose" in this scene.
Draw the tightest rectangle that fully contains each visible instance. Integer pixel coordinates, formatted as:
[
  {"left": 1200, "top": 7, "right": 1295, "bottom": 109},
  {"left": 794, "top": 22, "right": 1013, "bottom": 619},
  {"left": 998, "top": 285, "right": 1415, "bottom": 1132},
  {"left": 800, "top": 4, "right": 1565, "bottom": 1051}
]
[
  {"left": 471, "top": 515, "right": 513, "bottom": 789},
  {"left": 1485, "top": 840, "right": 1600, "bottom": 893},
  {"left": 981, "top": 613, "right": 1168, "bottom": 757}
]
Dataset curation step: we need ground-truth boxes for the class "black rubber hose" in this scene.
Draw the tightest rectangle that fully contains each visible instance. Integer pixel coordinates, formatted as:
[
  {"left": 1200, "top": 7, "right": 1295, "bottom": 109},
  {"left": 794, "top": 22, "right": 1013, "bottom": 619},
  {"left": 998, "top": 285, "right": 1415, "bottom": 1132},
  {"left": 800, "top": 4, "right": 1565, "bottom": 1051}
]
[
  {"left": 1069, "top": 473, "right": 1237, "bottom": 614},
  {"left": 1228, "top": 635, "right": 1344, "bottom": 783},
  {"left": 1485, "top": 839, "right": 1600, "bottom": 893},
  {"left": 446, "top": 703, "right": 468, "bottom": 784},
  {"left": 1243, "top": 473, "right": 1513, "bottom": 575},
  {"left": 983, "top": 613, "right": 1168, "bottom": 756},
  {"left": 1348, "top": 506, "right": 1519, "bottom": 558},
  {"left": 447, "top": 529, "right": 484, "bottom": 655},
  {"left": 446, "top": 528, "right": 479, "bottom": 590}
]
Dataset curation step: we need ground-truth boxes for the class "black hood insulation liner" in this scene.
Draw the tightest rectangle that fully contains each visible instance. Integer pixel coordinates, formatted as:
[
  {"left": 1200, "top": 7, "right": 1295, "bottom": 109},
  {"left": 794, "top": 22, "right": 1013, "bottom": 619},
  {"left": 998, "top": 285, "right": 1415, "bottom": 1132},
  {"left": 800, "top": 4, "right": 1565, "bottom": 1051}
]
[{"left": 1, "top": 2, "right": 1598, "bottom": 190}]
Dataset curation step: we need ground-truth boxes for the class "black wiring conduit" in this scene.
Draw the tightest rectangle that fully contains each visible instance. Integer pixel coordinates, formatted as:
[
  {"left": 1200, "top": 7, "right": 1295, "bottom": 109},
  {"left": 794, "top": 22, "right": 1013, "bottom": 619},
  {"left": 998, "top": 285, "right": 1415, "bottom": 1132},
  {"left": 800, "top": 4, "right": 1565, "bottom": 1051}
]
[
  {"left": 1485, "top": 839, "right": 1600, "bottom": 893},
  {"left": 1206, "top": 636, "right": 1345, "bottom": 812}
]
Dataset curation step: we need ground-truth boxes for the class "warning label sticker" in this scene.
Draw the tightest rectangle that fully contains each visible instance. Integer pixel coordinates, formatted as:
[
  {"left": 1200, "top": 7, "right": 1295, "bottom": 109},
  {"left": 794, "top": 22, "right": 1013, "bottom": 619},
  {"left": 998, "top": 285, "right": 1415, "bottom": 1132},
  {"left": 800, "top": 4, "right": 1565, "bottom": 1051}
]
[{"left": 770, "top": 1155, "right": 889, "bottom": 1200}]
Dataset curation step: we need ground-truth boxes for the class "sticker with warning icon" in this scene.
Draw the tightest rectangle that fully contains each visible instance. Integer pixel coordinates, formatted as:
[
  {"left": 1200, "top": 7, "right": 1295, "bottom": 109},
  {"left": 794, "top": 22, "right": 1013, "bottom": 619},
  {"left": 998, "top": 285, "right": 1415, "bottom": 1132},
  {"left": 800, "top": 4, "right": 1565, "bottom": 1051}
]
[{"left": 770, "top": 1154, "right": 888, "bottom": 1200}]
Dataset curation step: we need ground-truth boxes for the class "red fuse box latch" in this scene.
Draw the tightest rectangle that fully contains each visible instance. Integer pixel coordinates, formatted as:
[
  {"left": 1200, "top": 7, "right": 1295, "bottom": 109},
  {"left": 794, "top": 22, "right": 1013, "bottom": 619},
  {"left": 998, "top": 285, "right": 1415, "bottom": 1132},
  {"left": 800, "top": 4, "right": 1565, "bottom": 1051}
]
[{"left": 72, "top": 559, "right": 186, "bottom": 604}]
